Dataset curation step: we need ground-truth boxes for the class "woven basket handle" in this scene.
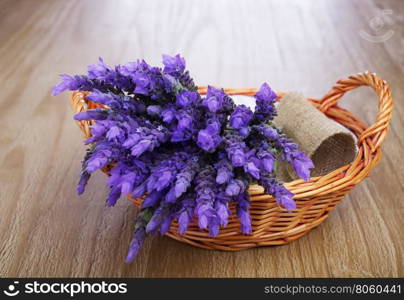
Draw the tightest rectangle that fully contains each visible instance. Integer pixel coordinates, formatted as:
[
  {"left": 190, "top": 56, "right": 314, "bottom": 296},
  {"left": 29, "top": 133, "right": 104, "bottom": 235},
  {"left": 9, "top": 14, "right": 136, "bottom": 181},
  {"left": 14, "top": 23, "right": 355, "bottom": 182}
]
[{"left": 317, "top": 72, "right": 393, "bottom": 151}]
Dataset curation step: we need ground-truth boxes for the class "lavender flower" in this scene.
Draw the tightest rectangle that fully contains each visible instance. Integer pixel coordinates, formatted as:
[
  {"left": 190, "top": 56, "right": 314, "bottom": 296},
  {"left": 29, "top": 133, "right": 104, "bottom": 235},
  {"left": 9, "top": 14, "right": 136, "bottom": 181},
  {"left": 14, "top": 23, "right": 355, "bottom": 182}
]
[
  {"left": 194, "top": 166, "right": 217, "bottom": 230},
  {"left": 52, "top": 74, "right": 114, "bottom": 96},
  {"left": 214, "top": 159, "right": 233, "bottom": 184},
  {"left": 215, "top": 192, "right": 231, "bottom": 226},
  {"left": 289, "top": 152, "right": 314, "bottom": 181},
  {"left": 254, "top": 82, "right": 277, "bottom": 121},
  {"left": 236, "top": 191, "right": 252, "bottom": 234},
  {"left": 176, "top": 90, "right": 199, "bottom": 108},
  {"left": 229, "top": 105, "right": 253, "bottom": 136},
  {"left": 126, "top": 227, "right": 146, "bottom": 262},
  {"left": 260, "top": 176, "right": 296, "bottom": 211},
  {"left": 197, "top": 123, "right": 222, "bottom": 153},
  {"left": 174, "top": 157, "right": 199, "bottom": 197},
  {"left": 254, "top": 123, "right": 313, "bottom": 180},
  {"left": 85, "top": 149, "right": 112, "bottom": 173},
  {"left": 202, "top": 86, "right": 233, "bottom": 113},
  {"left": 177, "top": 194, "right": 195, "bottom": 234},
  {"left": 126, "top": 208, "right": 152, "bottom": 262},
  {"left": 74, "top": 109, "right": 109, "bottom": 121},
  {"left": 54, "top": 54, "right": 313, "bottom": 261},
  {"left": 224, "top": 131, "right": 247, "bottom": 167},
  {"left": 146, "top": 204, "right": 168, "bottom": 233},
  {"left": 77, "top": 171, "right": 90, "bottom": 195},
  {"left": 225, "top": 178, "right": 247, "bottom": 196},
  {"left": 87, "top": 57, "right": 110, "bottom": 80},
  {"left": 257, "top": 147, "right": 275, "bottom": 173},
  {"left": 162, "top": 54, "right": 186, "bottom": 75}
]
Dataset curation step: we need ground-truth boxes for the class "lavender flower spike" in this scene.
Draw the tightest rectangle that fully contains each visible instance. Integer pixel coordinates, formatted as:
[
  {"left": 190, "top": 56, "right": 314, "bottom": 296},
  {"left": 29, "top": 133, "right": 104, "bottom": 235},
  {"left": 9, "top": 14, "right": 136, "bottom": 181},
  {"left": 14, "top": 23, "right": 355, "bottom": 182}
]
[
  {"left": 162, "top": 54, "right": 186, "bottom": 75},
  {"left": 290, "top": 152, "right": 314, "bottom": 181},
  {"left": 125, "top": 227, "right": 146, "bottom": 262}
]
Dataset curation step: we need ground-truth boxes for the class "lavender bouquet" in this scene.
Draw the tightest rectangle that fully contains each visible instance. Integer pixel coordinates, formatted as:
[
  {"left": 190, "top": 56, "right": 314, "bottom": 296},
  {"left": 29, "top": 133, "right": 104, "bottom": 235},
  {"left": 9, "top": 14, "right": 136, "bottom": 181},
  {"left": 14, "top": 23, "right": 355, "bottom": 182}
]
[{"left": 53, "top": 54, "right": 313, "bottom": 262}]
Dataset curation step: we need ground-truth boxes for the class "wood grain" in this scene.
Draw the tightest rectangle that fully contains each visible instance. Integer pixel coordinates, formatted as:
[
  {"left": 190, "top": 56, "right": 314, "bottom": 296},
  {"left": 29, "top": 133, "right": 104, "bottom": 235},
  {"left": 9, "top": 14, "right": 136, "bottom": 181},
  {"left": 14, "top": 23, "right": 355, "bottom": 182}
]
[{"left": 0, "top": 0, "right": 403, "bottom": 277}]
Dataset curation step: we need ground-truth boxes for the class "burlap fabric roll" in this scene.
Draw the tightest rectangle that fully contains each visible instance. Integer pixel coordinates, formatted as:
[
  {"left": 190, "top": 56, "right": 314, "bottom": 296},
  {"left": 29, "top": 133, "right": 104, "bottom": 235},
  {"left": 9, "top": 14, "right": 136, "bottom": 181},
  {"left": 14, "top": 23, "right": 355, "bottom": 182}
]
[{"left": 274, "top": 92, "right": 358, "bottom": 181}]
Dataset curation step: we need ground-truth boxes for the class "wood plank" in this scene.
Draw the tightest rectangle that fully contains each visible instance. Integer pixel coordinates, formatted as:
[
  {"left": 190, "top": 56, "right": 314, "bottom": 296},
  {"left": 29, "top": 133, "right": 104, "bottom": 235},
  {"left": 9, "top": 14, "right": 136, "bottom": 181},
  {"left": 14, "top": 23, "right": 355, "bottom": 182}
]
[{"left": 0, "top": 0, "right": 402, "bottom": 277}]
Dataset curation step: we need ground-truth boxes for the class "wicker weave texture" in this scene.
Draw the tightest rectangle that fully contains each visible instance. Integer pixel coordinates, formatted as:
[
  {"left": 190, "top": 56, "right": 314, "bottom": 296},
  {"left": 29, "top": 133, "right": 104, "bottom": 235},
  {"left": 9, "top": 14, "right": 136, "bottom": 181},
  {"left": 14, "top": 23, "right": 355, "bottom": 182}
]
[{"left": 70, "top": 72, "right": 393, "bottom": 250}]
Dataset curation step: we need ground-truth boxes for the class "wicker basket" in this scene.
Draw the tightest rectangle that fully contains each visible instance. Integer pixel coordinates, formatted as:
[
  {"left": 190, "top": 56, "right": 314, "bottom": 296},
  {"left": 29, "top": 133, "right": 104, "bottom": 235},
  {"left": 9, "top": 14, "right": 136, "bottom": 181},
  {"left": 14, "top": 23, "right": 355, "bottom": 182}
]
[{"left": 70, "top": 72, "right": 393, "bottom": 251}]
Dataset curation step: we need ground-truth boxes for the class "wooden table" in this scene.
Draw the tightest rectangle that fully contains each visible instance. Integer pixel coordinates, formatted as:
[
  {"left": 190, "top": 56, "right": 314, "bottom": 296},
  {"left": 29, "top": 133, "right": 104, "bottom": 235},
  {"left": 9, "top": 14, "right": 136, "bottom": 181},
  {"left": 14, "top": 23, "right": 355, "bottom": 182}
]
[{"left": 1, "top": 0, "right": 403, "bottom": 277}]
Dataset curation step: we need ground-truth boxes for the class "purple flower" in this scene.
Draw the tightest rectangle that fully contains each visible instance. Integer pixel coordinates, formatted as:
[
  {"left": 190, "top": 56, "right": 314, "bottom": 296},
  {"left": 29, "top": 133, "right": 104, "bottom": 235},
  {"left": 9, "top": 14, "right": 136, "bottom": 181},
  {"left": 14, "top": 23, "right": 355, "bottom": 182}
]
[
  {"left": 197, "top": 118, "right": 222, "bottom": 152},
  {"left": 254, "top": 123, "right": 313, "bottom": 180},
  {"left": 86, "top": 90, "right": 113, "bottom": 105},
  {"left": 85, "top": 149, "right": 112, "bottom": 173},
  {"left": 229, "top": 105, "right": 253, "bottom": 130},
  {"left": 215, "top": 194, "right": 231, "bottom": 226},
  {"left": 202, "top": 86, "right": 227, "bottom": 113},
  {"left": 118, "top": 61, "right": 139, "bottom": 77},
  {"left": 170, "top": 128, "right": 188, "bottom": 142},
  {"left": 147, "top": 105, "right": 162, "bottom": 116},
  {"left": 229, "top": 148, "right": 245, "bottom": 166},
  {"left": 162, "top": 54, "right": 186, "bottom": 75},
  {"left": 254, "top": 124, "right": 278, "bottom": 140},
  {"left": 276, "top": 188, "right": 296, "bottom": 211},
  {"left": 197, "top": 130, "right": 221, "bottom": 152},
  {"left": 225, "top": 179, "right": 246, "bottom": 196},
  {"left": 119, "top": 172, "right": 137, "bottom": 194},
  {"left": 77, "top": 172, "right": 90, "bottom": 195},
  {"left": 87, "top": 57, "right": 110, "bottom": 80},
  {"left": 178, "top": 211, "right": 190, "bottom": 234},
  {"left": 106, "top": 126, "right": 123, "bottom": 141},
  {"left": 164, "top": 188, "right": 177, "bottom": 203},
  {"left": 257, "top": 150, "right": 275, "bottom": 173},
  {"left": 236, "top": 191, "right": 252, "bottom": 234},
  {"left": 176, "top": 109, "right": 193, "bottom": 130},
  {"left": 107, "top": 162, "right": 124, "bottom": 187},
  {"left": 132, "top": 183, "right": 146, "bottom": 198},
  {"left": 52, "top": 74, "right": 75, "bottom": 96},
  {"left": 85, "top": 121, "right": 109, "bottom": 144},
  {"left": 242, "top": 150, "right": 261, "bottom": 179},
  {"left": 131, "top": 139, "right": 152, "bottom": 157},
  {"left": 107, "top": 186, "right": 121, "bottom": 206},
  {"left": 87, "top": 58, "right": 134, "bottom": 91},
  {"left": 119, "top": 59, "right": 166, "bottom": 97},
  {"left": 74, "top": 109, "right": 108, "bottom": 121},
  {"left": 126, "top": 227, "right": 146, "bottom": 262},
  {"left": 255, "top": 82, "right": 277, "bottom": 102},
  {"left": 160, "top": 213, "right": 173, "bottom": 235},
  {"left": 177, "top": 195, "right": 195, "bottom": 234},
  {"left": 176, "top": 91, "right": 199, "bottom": 108},
  {"left": 260, "top": 176, "right": 296, "bottom": 211},
  {"left": 289, "top": 152, "right": 314, "bottom": 181},
  {"left": 52, "top": 74, "right": 107, "bottom": 96},
  {"left": 146, "top": 206, "right": 167, "bottom": 233},
  {"left": 194, "top": 166, "right": 217, "bottom": 230},
  {"left": 215, "top": 159, "right": 233, "bottom": 184},
  {"left": 134, "top": 73, "right": 152, "bottom": 95},
  {"left": 127, "top": 127, "right": 168, "bottom": 157},
  {"left": 161, "top": 106, "right": 176, "bottom": 123},
  {"left": 254, "top": 83, "right": 277, "bottom": 121},
  {"left": 174, "top": 158, "right": 198, "bottom": 197},
  {"left": 244, "top": 161, "right": 260, "bottom": 179},
  {"left": 142, "top": 190, "right": 163, "bottom": 208},
  {"left": 224, "top": 132, "right": 247, "bottom": 167},
  {"left": 208, "top": 217, "right": 220, "bottom": 236},
  {"left": 156, "top": 170, "right": 174, "bottom": 191},
  {"left": 122, "top": 134, "right": 141, "bottom": 148}
]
